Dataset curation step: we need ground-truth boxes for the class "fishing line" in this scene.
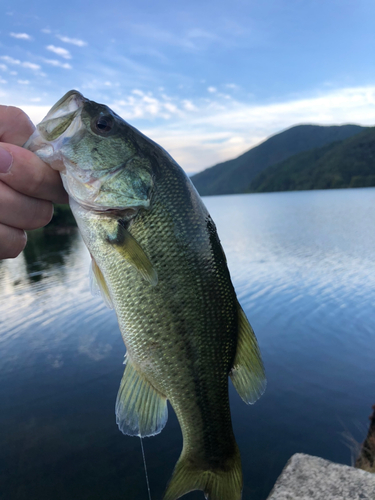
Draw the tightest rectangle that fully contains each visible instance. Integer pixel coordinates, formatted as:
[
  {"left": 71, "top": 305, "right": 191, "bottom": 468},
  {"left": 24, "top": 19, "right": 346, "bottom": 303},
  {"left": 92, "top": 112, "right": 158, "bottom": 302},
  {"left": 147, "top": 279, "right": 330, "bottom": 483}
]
[{"left": 139, "top": 435, "right": 152, "bottom": 500}]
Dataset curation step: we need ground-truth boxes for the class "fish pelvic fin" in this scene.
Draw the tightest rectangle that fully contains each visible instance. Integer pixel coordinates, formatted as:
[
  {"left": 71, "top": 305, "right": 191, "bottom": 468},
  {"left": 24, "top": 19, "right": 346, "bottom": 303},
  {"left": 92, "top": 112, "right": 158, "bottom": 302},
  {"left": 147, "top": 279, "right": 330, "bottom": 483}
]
[
  {"left": 109, "top": 222, "right": 158, "bottom": 286},
  {"left": 230, "top": 302, "right": 267, "bottom": 404},
  {"left": 90, "top": 257, "right": 114, "bottom": 309},
  {"left": 163, "top": 445, "right": 243, "bottom": 500},
  {"left": 115, "top": 354, "right": 168, "bottom": 437}
]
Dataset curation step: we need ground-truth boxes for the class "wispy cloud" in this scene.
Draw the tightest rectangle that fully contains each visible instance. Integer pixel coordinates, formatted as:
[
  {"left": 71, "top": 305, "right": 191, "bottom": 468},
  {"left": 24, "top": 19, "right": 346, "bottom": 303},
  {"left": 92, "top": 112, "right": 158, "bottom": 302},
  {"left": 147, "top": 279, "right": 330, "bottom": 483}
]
[
  {"left": 129, "top": 24, "right": 241, "bottom": 52},
  {"left": 182, "top": 100, "right": 197, "bottom": 111},
  {"left": 56, "top": 35, "right": 87, "bottom": 47},
  {"left": 41, "top": 28, "right": 51, "bottom": 34},
  {"left": 43, "top": 58, "right": 72, "bottom": 69},
  {"left": 0, "top": 56, "right": 41, "bottom": 71},
  {"left": 0, "top": 64, "right": 7, "bottom": 71},
  {"left": 0, "top": 78, "right": 7, "bottom": 84},
  {"left": 17, "top": 80, "right": 30, "bottom": 85},
  {"left": 22, "top": 62, "right": 41, "bottom": 71},
  {"left": 207, "top": 87, "right": 217, "bottom": 93},
  {"left": 113, "top": 90, "right": 184, "bottom": 119},
  {"left": 16, "top": 85, "right": 375, "bottom": 173},
  {"left": 10, "top": 32, "right": 32, "bottom": 40},
  {"left": 1, "top": 56, "right": 21, "bottom": 65},
  {"left": 111, "top": 85, "right": 375, "bottom": 172},
  {"left": 46, "top": 45, "right": 72, "bottom": 59}
]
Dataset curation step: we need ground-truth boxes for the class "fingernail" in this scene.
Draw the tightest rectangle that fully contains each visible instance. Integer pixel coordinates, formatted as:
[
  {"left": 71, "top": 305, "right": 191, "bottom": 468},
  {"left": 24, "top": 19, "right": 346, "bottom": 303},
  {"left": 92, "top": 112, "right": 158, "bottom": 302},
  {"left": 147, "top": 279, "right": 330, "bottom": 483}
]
[{"left": 0, "top": 146, "right": 13, "bottom": 173}]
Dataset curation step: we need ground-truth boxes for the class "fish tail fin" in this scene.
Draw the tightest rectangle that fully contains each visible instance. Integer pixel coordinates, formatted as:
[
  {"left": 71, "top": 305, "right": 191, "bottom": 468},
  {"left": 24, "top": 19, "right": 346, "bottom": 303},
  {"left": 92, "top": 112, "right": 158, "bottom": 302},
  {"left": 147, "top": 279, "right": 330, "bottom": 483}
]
[{"left": 163, "top": 445, "right": 243, "bottom": 500}]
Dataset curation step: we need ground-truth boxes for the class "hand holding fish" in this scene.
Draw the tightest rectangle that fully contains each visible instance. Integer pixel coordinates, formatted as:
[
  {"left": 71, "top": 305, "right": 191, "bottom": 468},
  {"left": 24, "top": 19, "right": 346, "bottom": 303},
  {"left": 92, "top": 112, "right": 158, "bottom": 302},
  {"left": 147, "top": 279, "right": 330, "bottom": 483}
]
[{"left": 0, "top": 105, "right": 68, "bottom": 259}]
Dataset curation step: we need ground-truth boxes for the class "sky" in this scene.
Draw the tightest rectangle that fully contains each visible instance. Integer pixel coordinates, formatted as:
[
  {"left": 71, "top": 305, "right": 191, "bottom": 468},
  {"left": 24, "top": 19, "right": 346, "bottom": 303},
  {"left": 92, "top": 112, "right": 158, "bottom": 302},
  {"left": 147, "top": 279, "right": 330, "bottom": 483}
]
[{"left": 0, "top": 0, "right": 374, "bottom": 173}]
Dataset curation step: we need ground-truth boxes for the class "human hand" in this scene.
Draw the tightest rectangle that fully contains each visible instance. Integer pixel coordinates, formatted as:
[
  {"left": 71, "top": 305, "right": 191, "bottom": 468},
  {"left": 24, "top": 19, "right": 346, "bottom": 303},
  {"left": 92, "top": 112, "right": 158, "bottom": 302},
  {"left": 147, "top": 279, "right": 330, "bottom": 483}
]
[{"left": 0, "top": 105, "right": 68, "bottom": 259}]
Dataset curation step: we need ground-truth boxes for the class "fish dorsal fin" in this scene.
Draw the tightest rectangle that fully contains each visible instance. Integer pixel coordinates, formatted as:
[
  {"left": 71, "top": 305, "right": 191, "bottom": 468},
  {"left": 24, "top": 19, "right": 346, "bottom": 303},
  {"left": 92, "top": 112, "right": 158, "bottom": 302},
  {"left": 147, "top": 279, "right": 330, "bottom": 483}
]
[
  {"left": 108, "top": 223, "right": 158, "bottom": 287},
  {"left": 230, "top": 303, "right": 266, "bottom": 404},
  {"left": 90, "top": 257, "right": 114, "bottom": 309},
  {"left": 116, "top": 354, "right": 168, "bottom": 437}
]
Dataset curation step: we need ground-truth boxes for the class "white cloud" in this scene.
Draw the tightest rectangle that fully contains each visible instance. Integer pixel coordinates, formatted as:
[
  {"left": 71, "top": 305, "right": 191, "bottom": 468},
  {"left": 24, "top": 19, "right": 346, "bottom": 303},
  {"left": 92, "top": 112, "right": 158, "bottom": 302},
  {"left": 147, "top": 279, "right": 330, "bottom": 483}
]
[
  {"left": 56, "top": 35, "right": 87, "bottom": 47},
  {"left": 182, "top": 100, "right": 197, "bottom": 111},
  {"left": 0, "top": 56, "right": 40, "bottom": 71},
  {"left": 10, "top": 32, "right": 32, "bottom": 40},
  {"left": 41, "top": 28, "right": 51, "bottom": 34},
  {"left": 1, "top": 56, "right": 21, "bottom": 65},
  {"left": 0, "top": 64, "right": 7, "bottom": 71},
  {"left": 113, "top": 85, "right": 375, "bottom": 172},
  {"left": 43, "top": 58, "right": 72, "bottom": 69},
  {"left": 46, "top": 45, "right": 72, "bottom": 59},
  {"left": 18, "top": 105, "right": 51, "bottom": 124},
  {"left": 208, "top": 87, "right": 217, "bottom": 93},
  {"left": 164, "top": 102, "right": 178, "bottom": 113},
  {"left": 17, "top": 80, "right": 30, "bottom": 85},
  {"left": 12, "top": 85, "right": 375, "bottom": 173},
  {"left": 112, "top": 92, "right": 184, "bottom": 120},
  {"left": 22, "top": 62, "right": 41, "bottom": 71},
  {"left": 0, "top": 78, "right": 7, "bottom": 84}
]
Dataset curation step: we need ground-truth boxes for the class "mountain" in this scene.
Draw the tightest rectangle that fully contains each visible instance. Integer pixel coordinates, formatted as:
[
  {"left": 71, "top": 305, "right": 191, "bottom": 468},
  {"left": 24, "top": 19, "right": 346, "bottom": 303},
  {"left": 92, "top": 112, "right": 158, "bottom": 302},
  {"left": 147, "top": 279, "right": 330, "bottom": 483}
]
[
  {"left": 190, "top": 124, "right": 367, "bottom": 196},
  {"left": 247, "top": 127, "right": 375, "bottom": 193}
]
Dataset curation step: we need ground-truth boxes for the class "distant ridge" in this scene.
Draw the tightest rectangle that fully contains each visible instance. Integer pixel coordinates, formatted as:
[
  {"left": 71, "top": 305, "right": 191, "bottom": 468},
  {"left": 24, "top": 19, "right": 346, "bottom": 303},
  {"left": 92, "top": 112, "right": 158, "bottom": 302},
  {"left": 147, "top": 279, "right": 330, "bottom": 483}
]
[
  {"left": 191, "top": 124, "right": 367, "bottom": 196},
  {"left": 248, "top": 127, "right": 375, "bottom": 193}
]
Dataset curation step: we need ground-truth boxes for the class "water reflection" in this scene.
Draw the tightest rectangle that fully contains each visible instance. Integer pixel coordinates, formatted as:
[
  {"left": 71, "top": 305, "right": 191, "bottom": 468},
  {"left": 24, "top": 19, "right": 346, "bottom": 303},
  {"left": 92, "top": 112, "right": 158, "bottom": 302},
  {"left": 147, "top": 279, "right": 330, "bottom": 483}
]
[
  {"left": 22, "top": 229, "right": 78, "bottom": 283},
  {"left": 1, "top": 188, "right": 375, "bottom": 500}
]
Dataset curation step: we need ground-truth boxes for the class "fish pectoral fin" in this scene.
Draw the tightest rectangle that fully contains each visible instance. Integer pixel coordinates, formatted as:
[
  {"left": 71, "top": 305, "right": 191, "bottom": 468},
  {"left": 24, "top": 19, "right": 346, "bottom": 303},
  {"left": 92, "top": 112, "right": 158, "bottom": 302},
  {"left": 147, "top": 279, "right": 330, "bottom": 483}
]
[
  {"left": 163, "top": 443, "right": 242, "bottom": 500},
  {"left": 90, "top": 257, "right": 114, "bottom": 309},
  {"left": 115, "top": 355, "right": 168, "bottom": 437},
  {"left": 230, "top": 302, "right": 266, "bottom": 404},
  {"left": 108, "top": 223, "right": 158, "bottom": 286}
]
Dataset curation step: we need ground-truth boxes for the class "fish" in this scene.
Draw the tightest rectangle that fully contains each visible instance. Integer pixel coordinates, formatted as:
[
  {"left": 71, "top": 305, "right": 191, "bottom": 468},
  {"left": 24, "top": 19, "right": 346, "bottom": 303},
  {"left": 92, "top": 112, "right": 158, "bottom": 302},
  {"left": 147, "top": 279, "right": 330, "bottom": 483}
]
[{"left": 24, "top": 90, "right": 266, "bottom": 500}]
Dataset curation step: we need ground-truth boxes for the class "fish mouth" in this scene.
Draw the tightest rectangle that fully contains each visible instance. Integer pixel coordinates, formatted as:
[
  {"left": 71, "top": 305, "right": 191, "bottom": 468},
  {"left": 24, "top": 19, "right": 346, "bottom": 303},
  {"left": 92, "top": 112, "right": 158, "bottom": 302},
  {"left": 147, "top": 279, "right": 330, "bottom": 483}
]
[
  {"left": 24, "top": 90, "right": 86, "bottom": 168},
  {"left": 37, "top": 90, "right": 86, "bottom": 142},
  {"left": 43, "top": 90, "right": 86, "bottom": 121}
]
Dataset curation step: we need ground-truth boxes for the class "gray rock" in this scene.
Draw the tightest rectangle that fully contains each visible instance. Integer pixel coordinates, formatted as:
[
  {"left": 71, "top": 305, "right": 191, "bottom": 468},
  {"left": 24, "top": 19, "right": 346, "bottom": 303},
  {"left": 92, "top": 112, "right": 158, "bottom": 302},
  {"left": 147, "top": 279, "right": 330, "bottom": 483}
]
[{"left": 267, "top": 453, "right": 375, "bottom": 500}]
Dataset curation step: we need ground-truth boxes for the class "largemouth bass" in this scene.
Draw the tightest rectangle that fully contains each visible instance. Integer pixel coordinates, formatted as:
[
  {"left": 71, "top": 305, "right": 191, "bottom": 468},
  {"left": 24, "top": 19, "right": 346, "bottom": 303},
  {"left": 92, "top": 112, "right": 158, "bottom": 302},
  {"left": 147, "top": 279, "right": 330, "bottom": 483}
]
[{"left": 25, "top": 90, "right": 266, "bottom": 500}]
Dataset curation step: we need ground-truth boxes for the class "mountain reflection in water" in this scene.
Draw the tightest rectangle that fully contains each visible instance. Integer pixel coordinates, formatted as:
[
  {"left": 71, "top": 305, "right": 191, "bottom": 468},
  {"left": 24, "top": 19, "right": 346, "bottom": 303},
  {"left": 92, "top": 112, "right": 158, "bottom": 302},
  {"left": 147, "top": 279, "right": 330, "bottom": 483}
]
[{"left": 1, "top": 188, "right": 375, "bottom": 500}]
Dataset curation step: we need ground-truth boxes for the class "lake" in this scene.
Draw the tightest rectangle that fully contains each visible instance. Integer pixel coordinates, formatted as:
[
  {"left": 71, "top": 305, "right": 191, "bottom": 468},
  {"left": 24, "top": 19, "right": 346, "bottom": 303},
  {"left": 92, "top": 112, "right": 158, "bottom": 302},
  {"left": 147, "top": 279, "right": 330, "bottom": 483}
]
[{"left": 1, "top": 188, "right": 374, "bottom": 500}]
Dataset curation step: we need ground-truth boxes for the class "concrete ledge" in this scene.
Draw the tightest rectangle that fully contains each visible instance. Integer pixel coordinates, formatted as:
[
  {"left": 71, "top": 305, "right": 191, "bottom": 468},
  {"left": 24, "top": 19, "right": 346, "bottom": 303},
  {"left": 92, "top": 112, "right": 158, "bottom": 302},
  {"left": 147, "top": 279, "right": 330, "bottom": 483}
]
[{"left": 267, "top": 453, "right": 375, "bottom": 500}]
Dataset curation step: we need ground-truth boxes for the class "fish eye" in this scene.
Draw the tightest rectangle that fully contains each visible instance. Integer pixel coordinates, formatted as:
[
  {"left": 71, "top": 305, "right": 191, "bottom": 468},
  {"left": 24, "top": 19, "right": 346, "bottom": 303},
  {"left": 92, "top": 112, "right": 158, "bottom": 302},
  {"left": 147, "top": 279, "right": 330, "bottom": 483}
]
[{"left": 92, "top": 115, "right": 114, "bottom": 135}]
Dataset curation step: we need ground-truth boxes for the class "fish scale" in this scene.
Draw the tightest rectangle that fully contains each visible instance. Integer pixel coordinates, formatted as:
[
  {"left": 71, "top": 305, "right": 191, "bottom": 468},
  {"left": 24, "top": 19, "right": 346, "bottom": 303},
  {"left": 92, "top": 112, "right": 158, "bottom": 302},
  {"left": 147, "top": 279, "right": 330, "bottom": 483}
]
[
  {"left": 25, "top": 90, "right": 266, "bottom": 500},
  {"left": 80, "top": 157, "right": 240, "bottom": 470}
]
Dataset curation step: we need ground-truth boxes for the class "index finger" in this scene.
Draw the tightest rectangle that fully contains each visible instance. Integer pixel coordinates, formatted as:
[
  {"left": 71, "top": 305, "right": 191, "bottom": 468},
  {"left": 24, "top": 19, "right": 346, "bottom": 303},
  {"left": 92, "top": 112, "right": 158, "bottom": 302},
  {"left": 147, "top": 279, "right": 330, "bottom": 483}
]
[
  {"left": 0, "top": 105, "right": 36, "bottom": 146},
  {"left": 0, "top": 143, "right": 68, "bottom": 205}
]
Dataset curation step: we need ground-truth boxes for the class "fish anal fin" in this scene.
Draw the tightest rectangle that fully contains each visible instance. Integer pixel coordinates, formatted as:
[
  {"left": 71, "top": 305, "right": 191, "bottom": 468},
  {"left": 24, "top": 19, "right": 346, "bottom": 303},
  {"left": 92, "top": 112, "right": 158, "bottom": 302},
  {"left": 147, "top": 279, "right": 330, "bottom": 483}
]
[
  {"left": 109, "top": 223, "right": 158, "bottom": 286},
  {"left": 163, "top": 445, "right": 242, "bottom": 500},
  {"left": 230, "top": 303, "right": 266, "bottom": 404},
  {"left": 90, "top": 257, "right": 113, "bottom": 309},
  {"left": 115, "top": 355, "right": 168, "bottom": 437}
]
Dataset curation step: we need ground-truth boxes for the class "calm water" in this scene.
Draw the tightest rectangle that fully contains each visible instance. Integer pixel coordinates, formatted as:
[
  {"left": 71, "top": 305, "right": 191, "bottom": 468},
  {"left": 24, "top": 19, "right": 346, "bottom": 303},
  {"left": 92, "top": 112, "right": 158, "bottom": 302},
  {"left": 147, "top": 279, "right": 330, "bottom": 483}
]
[{"left": 1, "top": 188, "right": 375, "bottom": 500}]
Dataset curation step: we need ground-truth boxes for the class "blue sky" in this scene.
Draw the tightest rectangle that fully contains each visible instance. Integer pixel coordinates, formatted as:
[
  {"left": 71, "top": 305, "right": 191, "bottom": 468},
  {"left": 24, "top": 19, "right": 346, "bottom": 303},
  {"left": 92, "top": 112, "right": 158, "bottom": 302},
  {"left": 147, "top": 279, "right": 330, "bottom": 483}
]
[{"left": 0, "top": 0, "right": 374, "bottom": 173}]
